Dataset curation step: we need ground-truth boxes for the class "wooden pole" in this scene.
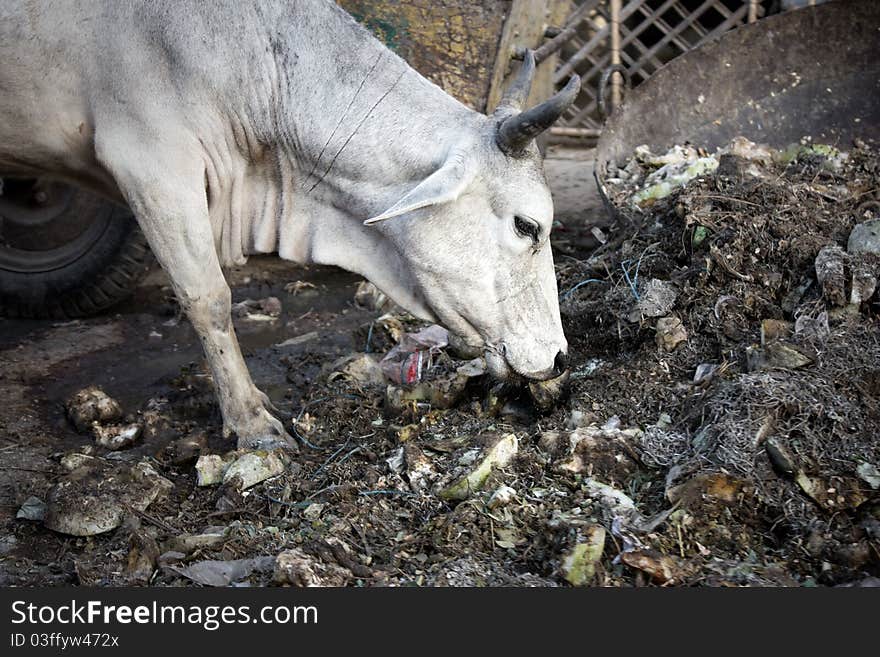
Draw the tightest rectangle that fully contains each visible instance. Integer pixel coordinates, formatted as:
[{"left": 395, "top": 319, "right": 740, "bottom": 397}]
[
  {"left": 610, "top": 0, "right": 622, "bottom": 109},
  {"left": 549, "top": 126, "right": 603, "bottom": 138},
  {"left": 513, "top": 0, "right": 601, "bottom": 64},
  {"left": 748, "top": 0, "right": 758, "bottom": 23}
]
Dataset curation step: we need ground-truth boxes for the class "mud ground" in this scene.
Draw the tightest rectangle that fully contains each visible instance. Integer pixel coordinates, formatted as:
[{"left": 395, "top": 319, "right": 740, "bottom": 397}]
[{"left": 1, "top": 147, "right": 877, "bottom": 587}]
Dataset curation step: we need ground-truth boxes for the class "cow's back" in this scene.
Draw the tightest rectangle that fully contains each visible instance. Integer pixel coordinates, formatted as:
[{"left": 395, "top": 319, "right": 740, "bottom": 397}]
[
  {"left": 0, "top": 1, "right": 263, "bottom": 186},
  {"left": 0, "top": 0, "right": 473, "bottom": 263}
]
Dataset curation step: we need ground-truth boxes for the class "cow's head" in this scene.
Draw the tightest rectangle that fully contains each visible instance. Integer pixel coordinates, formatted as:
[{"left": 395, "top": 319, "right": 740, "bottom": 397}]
[{"left": 364, "top": 52, "right": 580, "bottom": 382}]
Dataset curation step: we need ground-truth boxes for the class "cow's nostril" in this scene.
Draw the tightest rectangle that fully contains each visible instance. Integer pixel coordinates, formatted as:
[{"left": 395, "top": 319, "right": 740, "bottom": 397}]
[{"left": 553, "top": 351, "right": 568, "bottom": 376}]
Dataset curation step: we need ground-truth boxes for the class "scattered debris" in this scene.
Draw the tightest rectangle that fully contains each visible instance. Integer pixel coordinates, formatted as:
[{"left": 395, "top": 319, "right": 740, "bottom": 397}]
[
  {"left": 232, "top": 297, "right": 282, "bottom": 320},
  {"left": 330, "top": 353, "right": 385, "bottom": 385},
  {"left": 619, "top": 549, "right": 683, "bottom": 585},
  {"left": 222, "top": 450, "right": 288, "bottom": 490},
  {"left": 815, "top": 245, "right": 848, "bottom": 306},
  {"left": 195, "top": 454, "right": 233, "bottom": 487},
  {"left": 760, "top": 319, "right": 793, "bottom": 345},
  {"left": 126, "top": 530, "right": 160, "bottom": 584},
  {"left": 168, "top": 556, "right": 276, "bottom": 587},
  {"left": 284, "top": 280, "right": 317, "bottom": 295},
  {"left": 795, "top": 472, "right": 867, "bottom": 511},
  {"left": 165, "top": 529, "right": 228, "bottom": 554},
  {"left": 655, "top": 316, "right": 688, "bottom": 351},
  {"left": 628, "top": 145, "right": 719, "bottom": 206},
  {"left": 560, "top": 525, "right": 606, "bottom": 586},
  {"left": 794, "top": 311, "right": 830, "bottom": 340},
  {"left": 379, "top": 325, "right": 449, "bottom": 384},
  {"left": 92, "top": 422, "right": 142, "bottom": 450},
  {"left": 666, "top": 472, "right": 748, "bottom": 506},
  {"left": 556, "top": 417, "right": 641, "bottom": 483},
  {"left": 385, "top": 357, "right": 485, "bottom": 412},
  {"left": 857, "top": 462, "right": 880, "bottom": 490},
  {"left": 161, "top": 432, "right": 207, "bottom": 466},
  {"left": 385, "top": 446, "right": 405, "bottom": 474},
  {"left": 439, "top": 434, "right": 519, "bottom": 501},
  {"left": 193, "top": 450, "right": 288, "bottom": 490},
  {"left": 403, "top": 443, "right": 437, "bottom": 493},
  {"left": 628, "top": 279, "right": 677, "bottom": 322},
  {"left": 66, "top": 386, "right": 122, "bottom": 432},
  {"left": 274, "top": 549, "right": 351, "bottom": 587},
  {"left": 747, "top": 341, "right": 814, "bottom": 371},
  {"left": 5, "top": 135, "right": 880, "bottom": 588},
  {"left": 16, "top": 496, "right": 47, "bottom": 521},
  {"left": 847, "top": 219, "right": 880, "bottom": 256},
  {"left": 487, "top": 485, "right": 517, "bottom": 510},
  {"left": 302, "top": 503, "right": 325, "bottom": 521},
  {"left": 276, "top": 332, "right": 318, "bottom": 347},
  {"left": 60, "top": 452, "right": 99, "bottom": 472},
  {"left": 578, "top": 136, "right": 880, "bottom": 584},
  {"left": 693, "top": 363, "right": 719, "bottom": 385},
  {"left": 765, "top": 437, "right": 797, "bottom": 476},
  {"left": 850, "top": 259, "right": 878, "bottom": 307},
  {"left": 44, "top": 457, "right": 172, "bottom": 536}
]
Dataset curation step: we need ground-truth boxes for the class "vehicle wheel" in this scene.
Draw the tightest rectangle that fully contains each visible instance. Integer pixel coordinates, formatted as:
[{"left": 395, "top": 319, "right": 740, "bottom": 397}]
[{"left": 0, "top": 178, "right": 154, "bottom": 319}]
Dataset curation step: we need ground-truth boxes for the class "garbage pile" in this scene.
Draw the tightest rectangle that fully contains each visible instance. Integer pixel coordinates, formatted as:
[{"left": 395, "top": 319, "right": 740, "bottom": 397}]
[
  {"left": 555, "top": 136, "right": 880, "bottom": 584},
  {"left": 9, "top": 136, "right": 879, "bottom": 587}
]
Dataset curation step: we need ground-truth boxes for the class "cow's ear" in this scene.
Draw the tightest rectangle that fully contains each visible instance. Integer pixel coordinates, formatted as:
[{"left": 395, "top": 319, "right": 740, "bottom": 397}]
[{"left": 364, "top": 152, "right": 475, "bottom": 225}]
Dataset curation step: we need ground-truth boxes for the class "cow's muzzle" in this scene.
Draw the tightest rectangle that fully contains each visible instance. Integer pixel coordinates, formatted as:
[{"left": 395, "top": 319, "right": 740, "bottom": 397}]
[
  {"left": 486, "top": 343, "right": 568, "bottom": 382},
  {"left": 519, "top": 349, "right": 568, "bottom": 381}
]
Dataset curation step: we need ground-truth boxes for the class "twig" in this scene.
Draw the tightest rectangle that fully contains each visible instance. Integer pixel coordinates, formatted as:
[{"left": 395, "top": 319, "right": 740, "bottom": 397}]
[
  {"left": 692, "top": 193, "right": 761, "bottom": 207},
  {"left": 204, "top": 508, "right": 261, "bottom": 520},
  {"left": 125, "top": 505, "right": 179, "bottom": 533},
  {"left": 291, "top": 394, "right": 365, "bottom": 450},
  {"left": 365, "top": 321, "right": 375, "bottom": 353},
  {"left": 0, "top": 466, "right": 60, "bottom": 476},
  {"left": 709, "top": 245, "right": 753, "bottom": 282}
]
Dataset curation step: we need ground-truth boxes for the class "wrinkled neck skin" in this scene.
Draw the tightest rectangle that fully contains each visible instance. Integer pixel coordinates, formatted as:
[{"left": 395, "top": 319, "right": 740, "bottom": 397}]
[{"left": 224, "top": 0, "right": 484, "bottom": 322}]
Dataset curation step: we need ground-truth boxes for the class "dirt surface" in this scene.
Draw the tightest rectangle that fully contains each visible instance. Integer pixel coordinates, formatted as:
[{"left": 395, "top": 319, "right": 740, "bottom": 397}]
[{"left": 1, "top": 149, "right": 878, "bottom": 587}]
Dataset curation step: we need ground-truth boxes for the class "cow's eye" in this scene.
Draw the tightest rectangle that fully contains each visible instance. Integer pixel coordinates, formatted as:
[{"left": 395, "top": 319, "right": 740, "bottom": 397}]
[{"left": 514, "top": 215, "right": 539, "bottom": 242}]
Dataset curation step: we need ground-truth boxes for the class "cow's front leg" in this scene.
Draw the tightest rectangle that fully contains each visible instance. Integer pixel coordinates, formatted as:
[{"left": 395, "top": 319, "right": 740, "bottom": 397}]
[
  {"left": 183, "top": 280, "right": 296, "bottom": 451},
  {"left": 100, "top": 142, "right": 296, "bottom": 451}
]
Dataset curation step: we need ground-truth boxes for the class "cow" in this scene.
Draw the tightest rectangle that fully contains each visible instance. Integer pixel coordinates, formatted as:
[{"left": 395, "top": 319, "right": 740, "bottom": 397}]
[{"left": 0, "top": 0, "right": 580, "bottom": 450}]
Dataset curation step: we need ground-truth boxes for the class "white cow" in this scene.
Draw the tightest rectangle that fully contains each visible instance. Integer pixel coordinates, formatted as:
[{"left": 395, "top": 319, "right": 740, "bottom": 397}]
[{"left": 0, "top": 0, "right": 579, "bottom": 449}]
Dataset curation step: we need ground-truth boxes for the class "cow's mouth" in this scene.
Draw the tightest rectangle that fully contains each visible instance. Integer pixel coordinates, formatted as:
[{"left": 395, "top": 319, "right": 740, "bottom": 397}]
[
  {"left": 446, "top": 325, "right": 567, "bottom": 382},
  {"left": 482, "top": 345, "right": 531, "bottom": 383},
  {"left": 482, "top": 342, "right": 569, "bottom": 383}
]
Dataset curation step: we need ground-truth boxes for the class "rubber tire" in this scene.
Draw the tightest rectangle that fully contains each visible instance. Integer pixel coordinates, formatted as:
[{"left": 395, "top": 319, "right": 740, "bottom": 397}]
[{"left": 0, "top": 199, "right": 154, "bottom": 319}]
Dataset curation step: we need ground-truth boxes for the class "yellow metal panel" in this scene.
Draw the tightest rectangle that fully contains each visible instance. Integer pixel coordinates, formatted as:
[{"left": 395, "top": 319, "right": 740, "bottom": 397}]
[{"left": 338, "top": 0, "right": 512, "bottom": 111}]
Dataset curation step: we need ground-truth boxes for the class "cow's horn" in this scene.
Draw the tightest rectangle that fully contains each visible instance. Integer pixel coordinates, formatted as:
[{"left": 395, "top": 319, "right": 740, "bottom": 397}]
[
  {"left": 496, "top": 49, "right": 536, "bottom": 112},
  {"left": 496, "top": 74, "right": 581, "bottom": 156}
]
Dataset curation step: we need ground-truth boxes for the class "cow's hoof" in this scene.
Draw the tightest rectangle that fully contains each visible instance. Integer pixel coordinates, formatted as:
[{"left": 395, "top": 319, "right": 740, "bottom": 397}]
[
  {"left": 237, "top": 433, "right": 298, "bottom": 452},
  {"left": 230, "top": 410, "right": 299, "bottom": 453}
]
